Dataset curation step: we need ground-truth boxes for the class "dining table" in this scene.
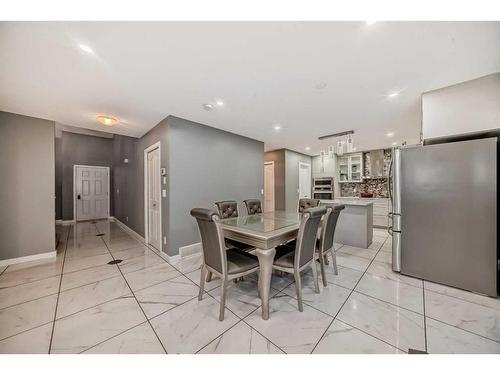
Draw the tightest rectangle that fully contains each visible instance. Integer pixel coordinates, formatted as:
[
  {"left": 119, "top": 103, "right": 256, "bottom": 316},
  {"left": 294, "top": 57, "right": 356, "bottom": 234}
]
[{"left": 219, "top": 210, "right": 301, "bottom": 320}]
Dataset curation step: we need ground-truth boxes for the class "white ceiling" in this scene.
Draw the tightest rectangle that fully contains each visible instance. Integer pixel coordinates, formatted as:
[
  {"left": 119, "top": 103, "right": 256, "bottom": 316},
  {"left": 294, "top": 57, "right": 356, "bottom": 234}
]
[{"left": 1, "top": 22, "right": 499, "bottom": 154}]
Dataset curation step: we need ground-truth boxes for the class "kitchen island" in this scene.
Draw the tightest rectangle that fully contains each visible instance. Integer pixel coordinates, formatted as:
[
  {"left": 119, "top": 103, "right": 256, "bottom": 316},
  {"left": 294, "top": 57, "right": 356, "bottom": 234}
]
[{"left": 320, "top": 199, "right": 373, "bottom": 248}]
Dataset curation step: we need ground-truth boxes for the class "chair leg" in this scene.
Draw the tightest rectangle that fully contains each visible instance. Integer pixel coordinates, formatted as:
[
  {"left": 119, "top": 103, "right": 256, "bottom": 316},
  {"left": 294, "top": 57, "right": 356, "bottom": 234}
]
[
  {"left": 294, "top": 271, "right": 303, "bottom": 312},
  {"left": 324, "top": 254, "right": 329, "bottom": 265},
  {"left": 311, "top": 260, "right": 320, "bottom": 293},
  {"left": 206, "top": 271, "right": 213, "bottom": 282},
  {"left": 319, "top": 252, "right": 328, "bottom": 287},
  {"left": 219, "top": 278, "right": 227, "bottom": 321},
  {"left": 331, "top": 250, "right": 339, "bottom": 275},
  {"left": 199, "top": 266, "right": 206, "bottom": 300}
]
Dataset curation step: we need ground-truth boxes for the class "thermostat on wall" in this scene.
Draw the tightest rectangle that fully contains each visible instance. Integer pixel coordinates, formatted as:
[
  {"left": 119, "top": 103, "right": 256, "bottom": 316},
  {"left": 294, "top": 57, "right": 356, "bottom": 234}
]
[{"left": 160, "top": 168, "right": 166, "bottom": 176}]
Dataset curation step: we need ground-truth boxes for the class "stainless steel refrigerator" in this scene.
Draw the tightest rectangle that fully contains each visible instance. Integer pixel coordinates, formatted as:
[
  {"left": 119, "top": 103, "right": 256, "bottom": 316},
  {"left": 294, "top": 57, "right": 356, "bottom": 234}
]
[{"left": 389, "top": 137, "right": 498, "bottom": 296}]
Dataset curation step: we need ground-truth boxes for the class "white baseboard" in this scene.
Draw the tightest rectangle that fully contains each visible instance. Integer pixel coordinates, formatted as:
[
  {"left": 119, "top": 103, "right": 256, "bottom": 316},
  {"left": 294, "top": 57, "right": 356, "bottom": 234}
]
[
  {"left": 179, "top": 242, "right": 202, "bottom": 258},
  {"left": 109, "top": 217, "right": 146, "bottom": 243},
  {"left": 0, "top": 251, "right": 57, "bottom": 267},
  {"left": 55, "top": 219, "right": 75, "bottom": 226}
]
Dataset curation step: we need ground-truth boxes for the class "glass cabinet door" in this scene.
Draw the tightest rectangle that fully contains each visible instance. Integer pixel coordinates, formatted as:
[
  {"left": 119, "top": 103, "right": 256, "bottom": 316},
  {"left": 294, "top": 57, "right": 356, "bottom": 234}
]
[
  {"left": 350, "top": 153, "right": 363, "bottom": 182},
  {"left": 338, "top": 156, "right": 349, "bottom": 182}
]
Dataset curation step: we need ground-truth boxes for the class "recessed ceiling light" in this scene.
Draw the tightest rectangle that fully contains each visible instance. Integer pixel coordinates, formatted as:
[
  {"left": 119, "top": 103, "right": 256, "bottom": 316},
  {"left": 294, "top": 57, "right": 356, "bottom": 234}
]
[
  {"left": 365, "top": 21, "right": 377, "bottom": 25},
  {"left": 273, "top": 125, "right": 281, "bottom": 131},
  {"left": 202, "top": 103, "right": 214, "bottom": 111},
  {"left": 216, "top": 100, "right": 224, "bottom": 106},
  {"left": 386, "top": 132, "right": 395, "bottom": 137},
  {"left": 97, "top": 115, "right": 118, "bottom": 127},
  {"left": 392, "top": 141, "right": 398, "bottom": 146},
  {"left": 305, "top": 146, "right": 311, "bottom": 151},
  {"left": 387, "top": 91, "right": 400, "bottom": 98},
  {"left": 79, "top": 44, "right": 95, "bottom": 55}
]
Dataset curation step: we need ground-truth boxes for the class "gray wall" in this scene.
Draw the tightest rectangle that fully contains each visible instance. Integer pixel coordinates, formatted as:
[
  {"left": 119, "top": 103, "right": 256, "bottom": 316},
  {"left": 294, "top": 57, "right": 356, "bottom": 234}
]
[
  {"left": 55, "top": 137, "right": 62, "bottom": 219},
  {"left": 264, "top": 149, "right": 286, "bottom": 210},
  {"left": 60, "top": 131, "right": 114, "bottom": 220},
  {"left": 422, "top": 72, "right": 500, "bottom": 140},
  {"left": 264, "top": 149, "right": 312, "bottom": 212},
  {"left": 167, "top": 116, "right": 264, "bottom": 256},
  {"left": 0, "top": 111, "right": 55, "bottom": 260}
]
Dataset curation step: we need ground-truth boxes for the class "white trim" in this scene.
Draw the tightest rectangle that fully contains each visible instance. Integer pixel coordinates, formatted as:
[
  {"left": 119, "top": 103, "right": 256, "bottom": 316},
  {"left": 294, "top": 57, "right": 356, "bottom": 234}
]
[
  {"left": 0, "top": 251, "right": 57, "bottom": 267},
  {"left": 143, "top": 141, "right": 163, "bottom": 252},
  {"left": 56, "top": 219, "right": 75, "bottom": 226},
  {"left": 298, "top": 162, "right": 312, "bottom": 211},
  {"left": 73, "top": 165, "right": 110, "bottom": 222},
  {"left": 179, "top": 242, "right": 202, "bottom": 257},
  {"left": 263, "top": 161, "right": 275, "bottom": 212}
]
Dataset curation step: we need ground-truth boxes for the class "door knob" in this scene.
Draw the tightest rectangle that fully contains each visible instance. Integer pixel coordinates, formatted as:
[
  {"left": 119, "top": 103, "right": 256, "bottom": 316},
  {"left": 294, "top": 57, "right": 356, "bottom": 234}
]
[{"left": 77, "top": 194, "right": 81, "bottom": 200}]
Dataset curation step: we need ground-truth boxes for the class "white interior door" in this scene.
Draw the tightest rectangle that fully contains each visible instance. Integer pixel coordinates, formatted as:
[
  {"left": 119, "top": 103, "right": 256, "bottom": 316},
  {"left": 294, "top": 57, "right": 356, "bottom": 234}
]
[
  {"left": 146, "top": 147, "right": 161, "bottom": 250},
  {"left": 75, "top": 166, "right": 109, "bottom": 221},
  {"left": 298, "top": 163, "right": 312, "bottom": 199},
  {"left": 263, "top": 162, "right": 275, "bottom": 212}
]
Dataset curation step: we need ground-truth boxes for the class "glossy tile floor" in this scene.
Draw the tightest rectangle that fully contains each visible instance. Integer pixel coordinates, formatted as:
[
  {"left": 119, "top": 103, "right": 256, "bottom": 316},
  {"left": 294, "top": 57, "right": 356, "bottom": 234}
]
[{"left": 1, "top": 220, "right": 499, "bottom": 354}]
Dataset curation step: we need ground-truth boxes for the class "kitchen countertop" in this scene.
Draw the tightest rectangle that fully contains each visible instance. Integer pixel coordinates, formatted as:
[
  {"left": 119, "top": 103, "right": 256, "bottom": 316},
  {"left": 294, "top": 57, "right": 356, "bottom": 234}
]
[
  {"left": 320, "top": 199, "right": 374, "bottom": 207},
  {"left": 336, "top": 197, "right": 389, "bottom": 200}
]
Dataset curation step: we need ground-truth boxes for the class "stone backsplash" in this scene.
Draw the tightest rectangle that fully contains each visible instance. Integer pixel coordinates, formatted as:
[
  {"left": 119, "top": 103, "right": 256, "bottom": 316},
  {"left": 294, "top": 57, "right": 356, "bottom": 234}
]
[
  {"left": 340, "top": 149, "right": 391, "bottom": 198},
  {"left": 340, "top": 178, "right": 389, "bottom": 198}
]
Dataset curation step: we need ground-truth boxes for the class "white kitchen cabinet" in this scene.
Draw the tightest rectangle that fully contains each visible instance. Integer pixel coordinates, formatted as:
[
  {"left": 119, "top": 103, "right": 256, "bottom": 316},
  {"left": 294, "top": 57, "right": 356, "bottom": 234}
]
[
  {"left": 337, "top": 152, "right": 363, "bottom": 182},
  {"left": 312, "top": 154, "right": 336, "bottom": 177}
]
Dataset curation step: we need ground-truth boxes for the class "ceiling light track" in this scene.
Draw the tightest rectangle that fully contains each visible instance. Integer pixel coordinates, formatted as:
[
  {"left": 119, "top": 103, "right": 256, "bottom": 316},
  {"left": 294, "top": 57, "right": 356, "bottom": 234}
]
[{"left": 318, "top": 130, "right": 354, "bottom": 140}]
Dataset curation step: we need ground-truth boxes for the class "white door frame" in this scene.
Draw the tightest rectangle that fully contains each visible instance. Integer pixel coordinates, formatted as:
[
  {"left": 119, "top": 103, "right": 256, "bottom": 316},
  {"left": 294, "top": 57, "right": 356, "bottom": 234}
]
[
  {"left": 263, "top": 161, "right": 275, "bottom": 212},
  {"left": 143, "top": 141, "right": 162, "bottom": 252},
  {"left": 298, "top": 162, "right": 312, "bottom": 208},
  {"left": 73, "top": 165, "right": 110, "bottom": 222}
]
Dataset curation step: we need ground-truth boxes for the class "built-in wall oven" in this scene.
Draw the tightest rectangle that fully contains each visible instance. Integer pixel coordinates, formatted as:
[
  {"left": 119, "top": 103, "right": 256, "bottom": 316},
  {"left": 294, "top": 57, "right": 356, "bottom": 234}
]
[{"left": 313, "top": 177, "right": 334, "bottom": 200}]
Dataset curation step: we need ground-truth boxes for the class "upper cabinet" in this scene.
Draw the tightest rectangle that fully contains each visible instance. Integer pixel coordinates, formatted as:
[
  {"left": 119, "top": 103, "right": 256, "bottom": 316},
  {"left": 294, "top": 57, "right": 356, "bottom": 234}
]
[
  {"left": 312, "top": 154, "right": 336, "bottom": 177},
  {"left": 337, "top": 152, "right": 363, "bottom": 182}
]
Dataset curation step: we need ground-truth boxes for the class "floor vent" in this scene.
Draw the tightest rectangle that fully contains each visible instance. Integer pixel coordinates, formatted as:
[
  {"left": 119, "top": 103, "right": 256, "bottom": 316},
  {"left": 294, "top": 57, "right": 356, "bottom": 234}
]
[
  {"left": 108, "top": 259, "right": 123, "bottom": 265},
  {"left": 96, "top": 233, "right": 104, "bottom": 236}
]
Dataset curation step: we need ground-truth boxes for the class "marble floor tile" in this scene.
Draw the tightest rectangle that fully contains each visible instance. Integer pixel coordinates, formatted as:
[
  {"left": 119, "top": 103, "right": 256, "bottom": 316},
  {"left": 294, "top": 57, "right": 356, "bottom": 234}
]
[
  {"left": 0, "top": 275, "right": 60, "bottom": 310},
  {"left": 0, "top": 294, "right": 57, "bottom": 340},
  {"left": 244, "top": 294, "right": 333, "bottom": 354},
  {"left": 365, "top": 260, "right": 423, "bottom": 288},
  {"left": 56, "top": 276, "right": 132, "bottom": 319},
  {"left": 169, "top": 254, "right": 203, "bottom": 274},
  {"left": 282, "top": 274, "right": 351, "bottom": 317},
  {"left": 124, "top": 262, "right": 181, "bottom": 292},
  {"left": 307, "top": 262, "right": 364, "bottom": 290},
  {"left": 337, "top": 292, "right": 425, "bottom": 352},
  {"left": 104, "top": 236, "right": 142, "bottom": 252},
  {"left": 373, "top": 250, "right": 392, "bottom": 264},
  {"left": 426, "top": 318, "right": 500, "bottom": 354},
  {"left": 135, "top": 275, "right": 199, "bottom": 318},
  {"left": 313, "top": 320, "right": 401, "bottom": 354},
  {"left": 208, "top": 277, "right": 280, "bottom": 318},
  {"left": 0, "top": 258, "right": 63, "bottom": 288},
  {"left": 424, "top": 281, "right": 500, "bottom": 312},
  {"left": 60, "top": 263, "right": 121, "bottom": 291},
  {"left": 185, "top": 267, "right": 222, "bottom": 291},
  {"left": 336, "top": 252, "right": 371, "bottom": 272},
  {"left": 338, "top": 245, "right": 378, "bottom": 260},
  {"left": 83, "top": 322, "right": 165, "bottom": 354},
  {"left": 199, "top": 321, "right": 282, "bottom": 354},
  {"left": 368, "top": 240, "right": 385, "bottom": 250},
  {"left": 110, "top": 245, "right": 153, "bottom": 260},
  {"left": 0, "top": 322, "right": 53, "bottom": 354},
  {"left": 64, "top": 245, "right": 109, "bottom": 260},
  {"left": 66, "top": 237, "right": 107, "bottom": 251},
  {"left": 355, "top": 273, "right": 424, "bottom": 314},
  {"left": 425, "top": 290, "right": 500, "bottom": 342},
  {"left": 118, "top": 252, "right": 165, "bottom": 274},
  {"left": 0, "top": 266, "right": 7, "bottom": 275},
  {"left": 63, "top": 253, "right": 113, "bottom": 274},
  {"left": 51, "top": 296, "right": 146, "bottom": 354},
  {"left": 151, "top": 295, "right": 239, "bottom": 354}
]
